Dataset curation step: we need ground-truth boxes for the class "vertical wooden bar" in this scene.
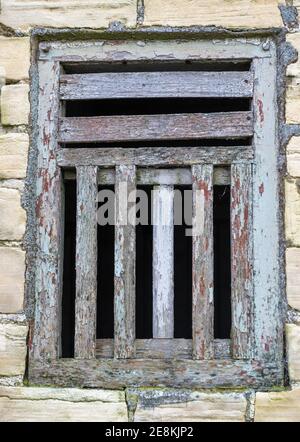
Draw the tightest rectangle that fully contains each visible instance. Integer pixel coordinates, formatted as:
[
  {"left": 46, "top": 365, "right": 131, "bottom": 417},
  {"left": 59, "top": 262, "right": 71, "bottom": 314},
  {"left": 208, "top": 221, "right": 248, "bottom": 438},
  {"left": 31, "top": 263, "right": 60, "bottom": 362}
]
[
  {"left": 252, "top": 49, "right": 283, "bottom": 364},
  {"left": 192, "top": 165, "right": 214, "bottom": 360},
  {"left": 231, "top": 163, "right": 253, "bottom": 359},
  {"left": 152, "top": 185, "right": 174, "bottom": 338},
  {"left": 32, "top": 60, "right": 62, "bottom": 360},
  {"left": 75, "top": 166, "right": 98, "bottom": 359},
  {"left": 114, "top": 165, "right": 136, "bottom": 359}
]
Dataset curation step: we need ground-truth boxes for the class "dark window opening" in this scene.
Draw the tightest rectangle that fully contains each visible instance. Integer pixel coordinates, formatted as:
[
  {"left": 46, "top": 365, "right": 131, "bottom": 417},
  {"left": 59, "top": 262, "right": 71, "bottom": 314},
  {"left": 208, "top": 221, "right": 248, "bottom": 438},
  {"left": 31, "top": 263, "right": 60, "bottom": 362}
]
[{"left": 61, "top": 181, "right": 232, "bottom": 356}]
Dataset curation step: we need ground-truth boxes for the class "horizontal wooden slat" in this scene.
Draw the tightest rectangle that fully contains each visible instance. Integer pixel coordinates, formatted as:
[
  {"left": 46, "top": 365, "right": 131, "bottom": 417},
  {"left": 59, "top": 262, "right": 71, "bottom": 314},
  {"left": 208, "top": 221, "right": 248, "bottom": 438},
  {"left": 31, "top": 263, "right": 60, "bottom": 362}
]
[
  {"left": 60, "top": 71, "right": 254, "bottom": 100},
  {"left": 29, "top": 359, "right": 283, "bottom": 389},
  {"left": 64, "top": 167, "right": 231, "bottom": 186},
  {"left": 59, "top": 112, "right": 253, "bottom": 143},
  {"left": 96, "top": 339, "right": 231, "bottom": 360},
  {"left": 58, "top": 146, "right": 254, "bottom": 167}
]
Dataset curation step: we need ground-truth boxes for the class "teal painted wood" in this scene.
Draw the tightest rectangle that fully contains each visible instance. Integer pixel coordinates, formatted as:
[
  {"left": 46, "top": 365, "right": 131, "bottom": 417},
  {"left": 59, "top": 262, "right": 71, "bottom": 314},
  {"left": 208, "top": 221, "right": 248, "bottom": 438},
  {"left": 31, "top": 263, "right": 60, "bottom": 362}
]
[
  {"left": 252, "top": 47, "right": 283, "bottom": 364},
  {"left": 32, "top": 60, "right": 62, "bottom": 360}
]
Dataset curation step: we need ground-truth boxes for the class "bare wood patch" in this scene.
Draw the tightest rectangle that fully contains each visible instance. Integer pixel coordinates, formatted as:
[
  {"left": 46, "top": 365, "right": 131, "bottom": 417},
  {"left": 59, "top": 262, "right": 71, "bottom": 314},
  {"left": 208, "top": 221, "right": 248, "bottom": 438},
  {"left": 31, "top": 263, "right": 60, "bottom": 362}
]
[
  {"left": 59, "top": 112, "right": 253, "bottom": 144},
  {"left": 231, "top": 164, "right": 253, "bottom": 359},
  {"left": 192, "top": 165, "right": 214, "bottom": 360},
  {"left": 74, "top": 166, "right": 98, "bottom": 359}
]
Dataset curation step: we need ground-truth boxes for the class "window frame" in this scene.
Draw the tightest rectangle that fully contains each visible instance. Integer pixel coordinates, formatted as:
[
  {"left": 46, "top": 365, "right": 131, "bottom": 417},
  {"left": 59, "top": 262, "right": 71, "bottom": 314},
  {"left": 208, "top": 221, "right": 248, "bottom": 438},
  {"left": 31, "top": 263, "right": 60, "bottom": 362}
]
[{"left": 28, "top": 37, "right": 284, "bottom": 389}]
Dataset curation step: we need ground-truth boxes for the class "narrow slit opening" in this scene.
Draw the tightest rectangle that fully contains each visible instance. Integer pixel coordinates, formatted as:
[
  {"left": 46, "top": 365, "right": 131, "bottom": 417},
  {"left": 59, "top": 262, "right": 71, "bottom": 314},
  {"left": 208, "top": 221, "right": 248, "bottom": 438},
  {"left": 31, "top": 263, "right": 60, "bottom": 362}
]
[
  {"left": 174, "top": 186, "right": 192, "bottom": 339},
  {"left": 97, "top": 185, "right": 115, "bottom": 339},
  {"left": 61, "top": 179, "right": 76, "bottom": 358},
  {"left": 136, "top": 186, "right": 153, "bottom": 339},
  {"left": 214, "top": 185, "right": 231, "bottom": 339}
]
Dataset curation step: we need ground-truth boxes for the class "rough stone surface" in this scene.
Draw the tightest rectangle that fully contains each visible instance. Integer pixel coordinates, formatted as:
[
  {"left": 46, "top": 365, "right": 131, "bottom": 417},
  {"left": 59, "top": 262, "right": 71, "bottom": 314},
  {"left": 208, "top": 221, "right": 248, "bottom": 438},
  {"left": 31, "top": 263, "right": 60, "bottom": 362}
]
[
  {"left": 0, "top": 247, "right": 25, "bottom": 314},
  {"left": 0, "top": 188, "right": 26, "bottom": 240},
  {"left": 0, "top": 387, "right": 128, "bottom": 422},
  {"left": 286, "top": 324, "right": 300, "bottom": 383},
  {"left": 286, "top": 248, "right": 300, "bottom": 311},
  {"left": 1, "top": 84, "right": 29, "bottom": 126},
  {"left": 134, "top": 392, "right": 247, "bottom": 422},
  {"left": 144, "top": 0, "right": 283, "bottom": 28},
  {"left": 0, "top": 37, "right": 29, "bottom": 82},
  {"left": 255, "top": 387, "right": 300, "bottom": 422},
  {"left": 0, "top": 133, "right": 28, "bottom": 179},
  {"left": 0, "top": 323, "right": 27, "bottom": 377},
  {"left": 286, "top": 34, "right": 300, "bottom": 124},
  {"left": 285, "top": 179, "right": 300, "bottom": 247},
  {"left": 0, "top": 0, "right": 137, "bottom": 32},
  {"left": 287, "top": 137, "right": 300, "bottom": 177}
]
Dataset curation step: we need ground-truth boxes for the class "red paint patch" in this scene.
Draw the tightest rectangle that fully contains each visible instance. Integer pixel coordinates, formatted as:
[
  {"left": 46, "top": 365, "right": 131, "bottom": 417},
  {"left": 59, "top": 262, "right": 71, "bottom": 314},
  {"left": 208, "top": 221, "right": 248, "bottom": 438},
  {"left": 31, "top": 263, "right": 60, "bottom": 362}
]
[
  {"left": 257, "top": 99, "right": 264, "bottom": 124},
  {"left": 259, "top": 183, "right": 264, "bottom": 196}
]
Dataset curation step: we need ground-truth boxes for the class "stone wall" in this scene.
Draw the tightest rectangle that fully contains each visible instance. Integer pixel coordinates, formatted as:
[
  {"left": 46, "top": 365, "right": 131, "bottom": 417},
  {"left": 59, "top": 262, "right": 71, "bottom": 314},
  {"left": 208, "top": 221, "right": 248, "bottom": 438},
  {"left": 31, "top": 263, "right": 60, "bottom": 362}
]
[{"left": 0, "top": 0, "right": 299, "bottom": 422}]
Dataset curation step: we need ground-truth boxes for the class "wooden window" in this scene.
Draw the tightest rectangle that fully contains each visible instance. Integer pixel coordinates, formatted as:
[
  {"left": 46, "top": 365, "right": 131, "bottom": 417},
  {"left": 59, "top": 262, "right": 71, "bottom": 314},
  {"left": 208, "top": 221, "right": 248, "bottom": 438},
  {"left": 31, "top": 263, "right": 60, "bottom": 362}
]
[{"left": 29, "top": 38, "right": 284, "bottom": 389}]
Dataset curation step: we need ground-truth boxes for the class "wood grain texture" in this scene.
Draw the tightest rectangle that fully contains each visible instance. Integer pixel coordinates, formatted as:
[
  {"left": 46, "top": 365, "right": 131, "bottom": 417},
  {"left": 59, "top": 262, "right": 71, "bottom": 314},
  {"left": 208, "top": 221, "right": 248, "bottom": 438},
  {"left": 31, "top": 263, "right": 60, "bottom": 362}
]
[
  {"left": 153, "top": 185, "right": 174, "bottom": 338},
  {"left": 114, "top": 165, "right": 136, "bottom": 359},
  {"left": 231, "top": 164, "right": 253, "bottom": 360},
  {"left": 39, "top": 39, "right": 271, "bottom": 63},
  {"left": 64, "top": 167, "right": 231, "bottom": 186},
  {"left": 57, "top": 146, "right": 254, "bottom": 168},
  {"left": 192, "top": 165, "right": 214, "bottom": 360},
  {"left": 59, "top": 112, "right": 253, "bottom": 143},
  {"left": 32, "top": 61, "right": 62, "bottom": 360},
  {"left": 96, "top": 339, "right": 231, "bottom": 360},
  {"left": 75, "top": 166, "right": 98, "bottom": 359},
  {"left": 29, "top": 359, "right": 283, "bottom": 389},
  {"left": 60, "top": 71, "right": 254, "bottom": 100},
  {"left": 252, "top": 50, "right": 283, "bottom": 365}
]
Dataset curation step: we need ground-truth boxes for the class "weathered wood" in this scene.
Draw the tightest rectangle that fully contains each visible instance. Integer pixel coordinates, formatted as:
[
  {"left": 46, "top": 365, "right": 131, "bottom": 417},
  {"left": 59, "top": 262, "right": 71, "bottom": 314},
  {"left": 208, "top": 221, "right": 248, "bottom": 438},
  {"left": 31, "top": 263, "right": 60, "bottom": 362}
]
[
  {"left": 64, "top": 167, "right": 231, "bottom": 186},
  {"left": 192, "top": 165, "right": 214, "bottom": 360},
  {"left": 231, "top": 164, "right": 253, "bottom": 360},
  {"left": 60, "top": 71, "right": 254, "bottom": 100},
  {"left": 114, "top": 165, "right": 136, "bottom": 359},
  {"left": 59, "top": 112, "right": 253, "bottom": 144},
  {"left": 252, "top": 50, "right": 283, "bottom": 364},
  {"left": 74, "top": 166, "right": 98, "bottom": 359},
  {"left": 96, "top": 339, "right": 231, "bottom": 360},
  {"left": 58, "top": 146, "right": 254, "bottom": 168},
  {"left": 32, "top": 61, "right": 62, "bottom": 360},
  {"left": 29, "top": 358, "right": 283, "bottom": 390},
  {"left": 153, "top": 185, "right": 174, "bottom": 338},
  {"left": 39, "top": 39, "right": 271, "bottom": 63}
]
